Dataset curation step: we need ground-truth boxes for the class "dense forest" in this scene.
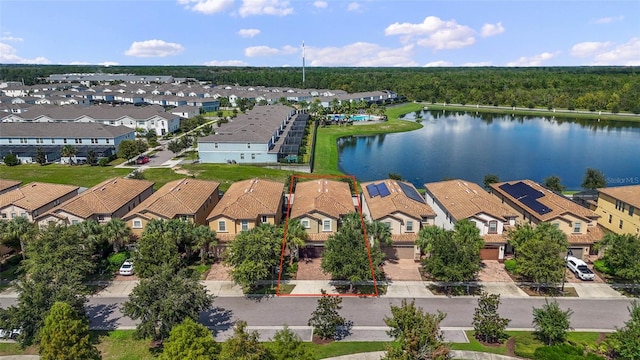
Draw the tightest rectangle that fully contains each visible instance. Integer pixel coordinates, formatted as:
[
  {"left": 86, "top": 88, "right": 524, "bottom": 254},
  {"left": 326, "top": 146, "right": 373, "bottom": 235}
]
[{"left": 2, "top": 65, "right": 639, "bottom": 113}]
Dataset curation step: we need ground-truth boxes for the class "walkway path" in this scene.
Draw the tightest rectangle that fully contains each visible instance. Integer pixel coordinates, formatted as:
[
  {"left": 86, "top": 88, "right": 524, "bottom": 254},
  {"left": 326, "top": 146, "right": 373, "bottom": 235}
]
[{"left": 320, "top": 350, "right": 524, "bottom": 360}]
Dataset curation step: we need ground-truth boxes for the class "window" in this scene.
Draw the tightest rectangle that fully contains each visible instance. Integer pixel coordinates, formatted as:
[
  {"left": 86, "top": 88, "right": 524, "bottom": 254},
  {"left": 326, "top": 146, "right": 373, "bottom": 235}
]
[
  {"left": 406, "top": 220, "right": 414, "bottom": 232},
  {"left": 71, "top": 220, "right": 79, "bottom": 225},
  {"left": 240, "top": 153, "right": 244, "bottom": 160},
  {"left": 75, "top": 138, "right": 82, "bottom": 144},
  {"left": 384, "top": 221, "right": 392, "bottom": 229},
  {"left": 214, "top": 143, "right": 218, "bottom": 149},
  {"left": 1, "top": 213, "right": 6, "bottom": 219},
  {"left": 7, "top": 139, "right": 11, "bottom": 144},
  {"left": 11, "top": 213, "right": 17, "bottom": 219},
  {"left": 609, "top": 214, "right": 613, "bottom": 223},
  {"left": 251, "top": 153, "right": 255, "bottom": 160},
  {"left": 91, "top": 138, "right": 98, "bottom": 144},
  {"left": 97, "top": 215, "right": 105, "bottom": 221},
  {"left": 630, "top": 206, "right": 635, "bottom": 216},
  {"left": 619, "top": 220, "right": 624, "bottom": 229},
  {"left": 218, "top": 221, "right": 226, "bottom": 232},
  {"left": 322, "top": 219, "right": 331, "bottom": 232},
  {"left": 573, "top": 222, "right": 581, "bottom": 233},
  {"left": 552, "top": 223, "right": 560, "bottom": 228},
  {"left": 247, "top": 143, "right": 251, "bottom": 148},
  {"left": 20, "top": 138, "right": 27, "bottom": 143},
  {"left": 36, "top": 138, "right": 43, "bottom": 143},
  {"left": 63, "top": 138, "right": 67, "bottom": 144},
  {"left": 133, "top": 220, "right": 142, "bottom": 229},
  {"left": 241, "top": 220, "right": 249, "bottom": 231},
  {"left": 51, "top": 138, "right": 55, "bottom": 144},
  {"left": 106, "top": 139, "right": 109, "bottom": 144},
  {"left": 20, "top": 212, "right": 26, "bottom": 218},
  {"left": 301, "top": 219, "right": 310, "bottom": 229},
  {"left": 261, "top": 216, "right": 267, "bottom": 223},
  {"left": 488, "top": 221, "right": 498, "bottom": 234}
]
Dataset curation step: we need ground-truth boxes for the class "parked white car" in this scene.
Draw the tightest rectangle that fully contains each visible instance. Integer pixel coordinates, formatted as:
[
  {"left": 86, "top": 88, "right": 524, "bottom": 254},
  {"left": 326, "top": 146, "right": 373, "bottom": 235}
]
[
  {"left": 566, "top": 256, "right": 595, "bottom": 281},
  {"left": 119, "top": 260, "right": 134, "bottom": 276}
]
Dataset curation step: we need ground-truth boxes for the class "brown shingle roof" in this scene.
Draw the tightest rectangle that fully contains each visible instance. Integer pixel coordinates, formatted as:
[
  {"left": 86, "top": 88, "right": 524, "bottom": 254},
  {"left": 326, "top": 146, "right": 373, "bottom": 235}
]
[
  {"left": 290, "top": 179, "right": 354, "bottom": 219},
  {"left": 0, "top": 182, "right": 79, "bottom": 212},
  {"left": 425, "top": 180, "right": 517, "bottom": 221},
  {"left": 0, "top": 179, "right": 22, "bottom": 194},
  {"left": 207, "top": 178, "right": 284, "bottom": 221},
  {"left": 598, "top": 185, "right": 640, "bottom": 209},
  {"left": 490, "top": 179, "right": 598, "bottom": 222},
  {"left": 43, "top": 178, "right": 154, "bottom": 219},
  {"left": 124, "top": 178, "right": 219, "bottom": 220},
  {"left": 361, "top": 179, "right": 435, "bottom": 221}
]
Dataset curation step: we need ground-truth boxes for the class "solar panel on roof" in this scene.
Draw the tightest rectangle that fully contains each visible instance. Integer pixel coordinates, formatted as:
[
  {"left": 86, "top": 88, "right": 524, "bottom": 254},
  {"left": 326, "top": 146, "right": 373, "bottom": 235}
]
[
  {"left": 398, "top": 181, "right": 426, "bottom": 204},
  {"left": 366, "top": 183, "right": 379, "bottom": 197},
  {"left": 520, "top": 196, "right": 552, "bottom": 215},
  {"left": 499, "top": 182, "right": 543, "bottom": 200},
  {"left": 377, "top": 182, "right": 391, "bottom": 197}
]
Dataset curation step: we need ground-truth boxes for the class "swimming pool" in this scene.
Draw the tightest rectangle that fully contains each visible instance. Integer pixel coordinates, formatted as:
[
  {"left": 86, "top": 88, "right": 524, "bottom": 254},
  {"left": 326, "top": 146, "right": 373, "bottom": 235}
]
[{"left": 329, "top": 114, "right": 375, "bottom": 121}]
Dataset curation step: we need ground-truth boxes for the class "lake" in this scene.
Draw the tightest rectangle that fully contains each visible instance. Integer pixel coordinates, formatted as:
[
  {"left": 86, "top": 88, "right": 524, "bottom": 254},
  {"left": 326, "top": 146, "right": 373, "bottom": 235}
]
[{"left": 337, "top": 110, "right": 640, "bottom": 190}]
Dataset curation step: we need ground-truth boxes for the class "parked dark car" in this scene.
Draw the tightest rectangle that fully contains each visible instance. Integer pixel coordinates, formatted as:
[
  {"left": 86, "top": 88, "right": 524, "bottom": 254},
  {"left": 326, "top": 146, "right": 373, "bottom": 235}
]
[{"left": 136, "top": 155, "right": 150, "bottom": 164}]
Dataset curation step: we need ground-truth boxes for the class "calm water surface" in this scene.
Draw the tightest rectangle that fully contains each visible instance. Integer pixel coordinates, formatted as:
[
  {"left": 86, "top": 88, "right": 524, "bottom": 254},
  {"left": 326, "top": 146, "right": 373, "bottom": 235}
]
[{"left": 337, "top": 110, "right": 640, "bottom": 190}]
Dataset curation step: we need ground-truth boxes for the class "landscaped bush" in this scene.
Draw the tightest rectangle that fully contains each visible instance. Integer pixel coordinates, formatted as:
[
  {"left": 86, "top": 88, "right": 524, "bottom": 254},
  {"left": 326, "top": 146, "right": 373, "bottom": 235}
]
[
  {"left": 504, "top": 259, "right": 517, "bottom": 273},
  {"left": 533, "top": 344, "right": 604, "bottom": 360},
  {"left": 593, "top": 259, "right": 612, "bottom": 275},
  {"left": 107, "top": 252, "right": 130, "bottom": 273}
]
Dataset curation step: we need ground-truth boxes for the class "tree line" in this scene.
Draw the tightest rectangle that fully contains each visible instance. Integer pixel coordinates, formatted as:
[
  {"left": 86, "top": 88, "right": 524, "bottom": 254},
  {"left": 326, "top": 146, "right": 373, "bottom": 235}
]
[{"left": 2, "top": 65, "right": 639, "bottom": 113}]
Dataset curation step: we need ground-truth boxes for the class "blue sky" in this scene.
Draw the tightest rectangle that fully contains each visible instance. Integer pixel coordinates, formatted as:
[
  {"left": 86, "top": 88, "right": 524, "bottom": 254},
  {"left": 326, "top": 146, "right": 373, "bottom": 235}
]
[{"left": 1, "top": 0, "right": 638, "bottom": 67}]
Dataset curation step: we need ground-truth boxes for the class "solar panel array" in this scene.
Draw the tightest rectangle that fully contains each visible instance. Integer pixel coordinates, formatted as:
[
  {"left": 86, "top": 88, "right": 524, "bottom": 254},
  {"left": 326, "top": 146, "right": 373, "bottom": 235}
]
[
  {"left": 498, "top": 182, "right": 552, "bottom": 215},
  {"left": 398, "top": 181, "right": 426, "bottom": 204},
  {"left": 366, "top": 183, "right": 379, "bottom": 197},
  {"left": 377, "top": 183, "right": 391, "bottom": 197},
  {"left": 366, "top": 182, "right": 391, "bottom": 198}
]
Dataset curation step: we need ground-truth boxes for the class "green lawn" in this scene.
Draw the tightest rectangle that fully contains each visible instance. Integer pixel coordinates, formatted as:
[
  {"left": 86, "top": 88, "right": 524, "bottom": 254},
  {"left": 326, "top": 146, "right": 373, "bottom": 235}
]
[
  {"left": 180, "top": 163, "right": 300, "bottom": 191},
  {"left": 0, "top": 164, "right": 131, "bottom": 188},
  {"left": 313, "top": 103, "right": 423, "bottom": 174},
  {"left": 141, "top": 168, "right": 187, "bottom": 189}
]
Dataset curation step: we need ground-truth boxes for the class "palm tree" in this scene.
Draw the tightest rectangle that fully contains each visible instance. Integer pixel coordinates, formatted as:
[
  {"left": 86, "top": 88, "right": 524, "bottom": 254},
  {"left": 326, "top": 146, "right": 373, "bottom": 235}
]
[
  {"left": 60, "top": 144, "right": 77, "bottom": 165},
  {"left": 284, "top": 219, "right": 307, "bottom": 265},
  {"left": 366, "top": 220, "right": 392, "bottom": 247},
  {"left": 77, "top": 219, "right": 105, "bottom": 255},
  {"left": 103, "top": 218, "right": 131, "bottom": 253},
  {"left": 1, "top": 216, "right": 37, "bottom": 259},
  {"left": 192, "top": 225, "right": 217, "bottom": 265}
]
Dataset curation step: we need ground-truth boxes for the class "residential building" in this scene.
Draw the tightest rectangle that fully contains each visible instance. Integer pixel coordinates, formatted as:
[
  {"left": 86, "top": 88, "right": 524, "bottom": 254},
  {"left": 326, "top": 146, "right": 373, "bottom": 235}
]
[
  {"left": 360, "top": 179, "right": 436, "bottom": 259},
  {"left": 0, "top": 182, "right": 79, "bottom": 222},
  {"left": 289, "top": 179, "right": 356, "bottom": 248},
  {"left": 489, "top": 179, "right": 603, "bottom": 260},
  {"left": 207, "top": 178, "right": 284, "bottom": 242},
  {"left": 123, "top": 178, "right": 220, "bottom": 236},
  {"left": 594, "top": 185, "right": 640, "bottom": 235},
  {"left": 0, "top": 122, "right": 135, "bottom": 163},
  {"left": 0, "top": 179, "right": 21, "bottom": 195},
  {"left": 424, "top": 180, "right": 518, "bottom": 260},
  {"left": 35, "top": 178, "right": 154, "bottom": 226}
]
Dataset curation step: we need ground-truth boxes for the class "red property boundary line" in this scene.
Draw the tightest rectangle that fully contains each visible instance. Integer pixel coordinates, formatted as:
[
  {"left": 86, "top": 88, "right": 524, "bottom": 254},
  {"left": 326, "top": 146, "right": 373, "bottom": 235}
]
[{"left": 276, "top": 174, "right": 379, "bottom": 297}]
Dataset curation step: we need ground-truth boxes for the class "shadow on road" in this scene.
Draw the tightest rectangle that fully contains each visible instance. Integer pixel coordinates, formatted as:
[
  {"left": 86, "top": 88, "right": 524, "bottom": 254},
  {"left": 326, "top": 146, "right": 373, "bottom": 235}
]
[
  {"left": 200, "top": 306, "right": 234, "bottom": 336},
  {"left": 86, "top": 303, "right": 120, "bottom": 330}
]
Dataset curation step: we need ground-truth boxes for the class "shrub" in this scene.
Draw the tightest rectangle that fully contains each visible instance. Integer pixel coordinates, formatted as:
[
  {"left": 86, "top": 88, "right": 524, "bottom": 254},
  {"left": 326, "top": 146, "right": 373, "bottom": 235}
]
[
  {"left": 533, "top": 344, "right": 604, "bottom": 360},
  {"left": 3, "top": 153, "right": 20, "bottom": 166},
  {"left": 504, "top": 259, "right": 517, "bottom": 273},
  {"left": 98, "top": 158, "right": 110, "bottom": 167},
  {"left": 593, "top": 259, "right": 612, "bottom": 275},
  {"left": 107, "top": 252, "right": 129, "bottom": 272}
]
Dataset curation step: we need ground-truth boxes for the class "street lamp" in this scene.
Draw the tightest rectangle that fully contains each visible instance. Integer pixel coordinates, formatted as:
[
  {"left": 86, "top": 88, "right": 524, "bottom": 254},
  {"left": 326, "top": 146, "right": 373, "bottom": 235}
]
[{"left": 561, "top": 249, "right": 573, "bottom": 292}]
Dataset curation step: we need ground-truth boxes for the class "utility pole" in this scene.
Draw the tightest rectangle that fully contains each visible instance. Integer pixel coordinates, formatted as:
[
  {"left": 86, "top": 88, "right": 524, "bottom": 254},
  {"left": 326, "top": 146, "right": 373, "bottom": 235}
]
[{"left": 302, "top": 40, "right": 306, "bottom": 87}]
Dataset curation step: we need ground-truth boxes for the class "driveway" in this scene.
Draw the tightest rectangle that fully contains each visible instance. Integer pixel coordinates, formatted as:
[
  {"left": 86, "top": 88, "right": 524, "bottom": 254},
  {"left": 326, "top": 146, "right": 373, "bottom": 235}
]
[
  {"left": 477, "top": 260, "right": 513, "bottom": 282},
  {"left": 296, "top": 258, "right": 331, "bottom": 280},
  {"left": 382, "top": 259, "right": 422, "bottom": 281}
]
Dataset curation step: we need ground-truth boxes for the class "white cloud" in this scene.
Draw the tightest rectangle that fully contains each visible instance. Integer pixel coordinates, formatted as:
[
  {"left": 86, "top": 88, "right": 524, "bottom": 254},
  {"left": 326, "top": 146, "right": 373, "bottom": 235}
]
[
  {"left": 593, "top": 38, "right": 640, "bottom": 65},
  {"left": 507, "top": 52, "right": 557, "bottom": 66},
  {"left": 462, "top": 61, "right": 493, "bottom": 67},
  {"left": 423, "top": 61, "right": 452, "bottom": 67},
  {"left": 347, "top": 2, "right": 360, "bottom": 11},
  {"left": 313, "top": 1, "right": 327, "bottom": 8},
  {"left": 245, "top": 45, "right": 297, "bottom": 57},
  {"left": 238, "top": 28, "right": 260, "bottom": 38},
  {"left": 307, "top": 42, "right": 417, "bottom": 67},
  {"left": 385, "top": 16, "right": 475, "bottom": 50},
  {"left": 0, "top": 43, "right": 50, "bottom": 64},
  {"left": 570, "top": 41, "right": 612, "bottom": 57},
  {"left": 481, "top": 22, "right": 504, "bottom": 37},
  {"left": 0, "top": 36, "right": 23, "bottom": 42},
  {"left": 124, "top": 39, "right": 184, "bottom": 57},
  {"left": 239, "top": 0, "right": 293, "bottom": 17},
  {"left": 594, "top": 15, "right": 624, "bottom": 24},
  {"left": 178, "top": 0, "right": 234, "bottom": 14},
  {"left": 204, "top": 59, "right": 249, "bottom": 66}
]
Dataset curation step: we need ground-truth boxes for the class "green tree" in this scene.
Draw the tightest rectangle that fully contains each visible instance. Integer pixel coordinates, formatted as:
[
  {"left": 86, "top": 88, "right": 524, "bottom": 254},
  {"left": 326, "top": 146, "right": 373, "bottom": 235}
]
[
  {"left": 506, "top": 223, "right": 536, "bottom": 259},
  {"left": 145, "top": 129, "right": 159, "bottom": 147},
  {"left": 472, "top": 291, "right": 511, "bottom": 344},
  {"left": 599, "top": 233, "right": 640, "bottom": 285},
  {"left": 307, "top": 290, "right": 346, "bottom": 340},
  {"left": 483, "top": 174, "right": 500, "bottom": 189},
  {"left": 39, "top": 302, "right": 100, "bottom": 360},
  {"left": 321, "top": 212, "right": 384, "bottom": 290},
  {"left": 269, "top": 325, "right": 315, "bottom": 360},
  {"left": 0, "top": 216, "right": 37, "bottom": 258},
  {"left": 167, "top": 139, "right": 182, "bottom": 154},
  {"left": 220, "top": 320, "right": 272, "bottom": 360},
  {"left": 532, "top": 299, "right": 573, "bottom": 346},
  {"left": 60, "top": 144, "right": 77, "bottom": 165},
  {"left": 117, "top": 139, "right": 146, "bottom": 161},
  {"left": 383, "top": 299, "right": 449, "bottom": 360},
  {"left": 159, "top": 318, "right": 220, "bottom": 360},
  {"left": 192, "top": 225, "right": 217, "bottom": 265},
  {"left": 122, "top": 267, "right": 214, "bottom": 341},
  {"left": 581, "top": 168, "right": 607, "bottom": 190},
  {"left": 134, "top": 219, "right": 183, "bottom": 278},
  {"left": 102, "top": 218, "right": 131, "bottom": 254},
  {"left": 86, "top": 150, "right": 98, "bottom": 166},
  {"left": 543, "top": 175, "right": 566, "bottom": 193},
  {"left": 35, "top": 147, "right": 46, "bottom": 165},
  {"left": 224, "top": 223, "right": 282, "bottom": 290},
  {"left": 284, "top": 219, "right": 307, "bottom": 265},
  {"left": 388, "top": 172, "right": 403, "bottom": 180},
  {"left": 3, "top": 153, "right": 20, "bottom": 166},
  {"left": 511, "top": 222, "right": 568, "bottom": 291},
  {"left": 607, "top": 301, "right": 640, "bottom": 360},
  {"left": 366, "top": 220, "right": 392, "bottom": 247},
  {"left": 418, "top": 220, "right": 484, "bottom": 283}
]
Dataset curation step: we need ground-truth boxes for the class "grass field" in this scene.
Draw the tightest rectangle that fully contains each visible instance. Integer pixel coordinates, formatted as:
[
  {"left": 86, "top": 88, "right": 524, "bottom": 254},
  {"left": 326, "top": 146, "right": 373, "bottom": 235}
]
[
  {"left": 313, "top": 103, "right": 423, "bottom": 174},
  {"left": 180, "top": 163, "right": 300, "bottom": 191},
  {"left": 0, "top": 164, "right": 131, "bottom": 188}
]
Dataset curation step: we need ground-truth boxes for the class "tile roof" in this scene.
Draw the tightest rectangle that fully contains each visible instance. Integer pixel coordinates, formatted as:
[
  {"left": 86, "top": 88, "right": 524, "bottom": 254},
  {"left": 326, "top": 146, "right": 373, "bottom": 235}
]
[
  {"left": 0, "top": 179, "right": 22, "bottom": 194},
  {"left": 597, "top": 185, "right": 640, "bottom": 209},
  {"left": 490, "top": 179, "right": 598, "bottom": 222},
  {"left": 0, "top": 182, "right": 79, "bottom": 211},
  {"left": 0, "top": 122, "right": 134, "bottom": 138},
  {"left": 567, "top": 224, "right": 605, "bottom": 245},
  {"left": 290, "top": 179, "right": 354, "bottom": 219},
  {"left": 361, "top": 179, "right": 435, "bottom": 221},
  {"left": 424, "top": 180, "right": 517, "bottom": 221},
  {"left": 207, "top": 178, "right": 284, "bottom": 221},
  {"left": 42, "top": 178, "right": 154, "bottom": 219},
  {"left": 124, "top": 178, "right": 219, "bottom": 220}
]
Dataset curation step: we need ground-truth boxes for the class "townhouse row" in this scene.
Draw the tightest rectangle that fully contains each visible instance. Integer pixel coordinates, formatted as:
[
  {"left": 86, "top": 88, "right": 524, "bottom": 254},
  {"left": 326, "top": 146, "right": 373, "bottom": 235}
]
[{"left": 4, "top": 176, "right": 636, "bottom": 261}]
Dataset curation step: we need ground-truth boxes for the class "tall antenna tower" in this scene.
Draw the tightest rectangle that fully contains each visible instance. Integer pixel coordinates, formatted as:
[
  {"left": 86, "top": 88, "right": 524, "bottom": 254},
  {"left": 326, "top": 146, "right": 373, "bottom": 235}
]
[{"left": 302, "top": 40, "right": 306, "bottom": 86}]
